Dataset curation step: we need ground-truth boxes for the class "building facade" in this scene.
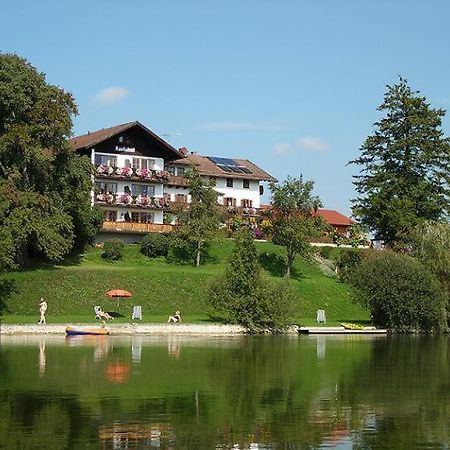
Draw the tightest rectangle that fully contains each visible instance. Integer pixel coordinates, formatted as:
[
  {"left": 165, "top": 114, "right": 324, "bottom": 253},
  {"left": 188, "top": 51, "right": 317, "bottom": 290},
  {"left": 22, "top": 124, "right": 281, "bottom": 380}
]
[{"left": 70, "top": 121, "right": 276, "bottom": 241}]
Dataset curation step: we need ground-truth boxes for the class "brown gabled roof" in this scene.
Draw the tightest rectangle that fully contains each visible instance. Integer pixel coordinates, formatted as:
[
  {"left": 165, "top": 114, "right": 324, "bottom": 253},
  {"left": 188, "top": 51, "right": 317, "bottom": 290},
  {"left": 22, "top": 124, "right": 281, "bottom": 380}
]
[
  {"left": 69, "top": 121, "right": 182, "bottom": 159},
  {"left": 171, "top": 153, "right": 277, "bottom": 182}
]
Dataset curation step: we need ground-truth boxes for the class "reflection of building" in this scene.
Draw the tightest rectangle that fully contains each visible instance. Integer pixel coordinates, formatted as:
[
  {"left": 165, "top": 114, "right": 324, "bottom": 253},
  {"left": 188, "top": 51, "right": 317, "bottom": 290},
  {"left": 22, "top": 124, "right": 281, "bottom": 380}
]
[
  {"left": 70, "top": 121, "right": 276, "bottom": 241},
  {"left": 98, "top": 423, "right": 175, "bottom": 449}
]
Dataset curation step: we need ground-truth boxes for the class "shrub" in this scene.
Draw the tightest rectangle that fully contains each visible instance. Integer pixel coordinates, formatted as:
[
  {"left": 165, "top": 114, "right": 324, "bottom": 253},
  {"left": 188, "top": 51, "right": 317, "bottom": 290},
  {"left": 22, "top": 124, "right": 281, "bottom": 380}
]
[
  {"left": 141, "top": 233, "right": 169, "bottom": 258},
  {"left": 319, "top": 246, "right": 332, "bottom": 259},
  {"left": 208, "top": 228, "right": 296, "bottom": 333},
  {"left": 102, "top": 239, "right": 124, "bottom": 262},
  {"left": 336, "top": 248, "right": 365, "bottom": 281},
  {"left": 166, "top": 234, "right": 196, "bottom": 264},
  {"left": 351, "top": 251, "right": 446, "bottom": 333}
]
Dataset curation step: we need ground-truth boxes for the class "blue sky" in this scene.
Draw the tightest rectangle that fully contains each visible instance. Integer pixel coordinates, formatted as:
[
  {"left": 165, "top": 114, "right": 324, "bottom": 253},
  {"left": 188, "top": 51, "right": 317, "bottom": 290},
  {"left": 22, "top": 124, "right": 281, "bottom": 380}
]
[{"left": 2, "top": 0, "right": 450, "bottom": 214}]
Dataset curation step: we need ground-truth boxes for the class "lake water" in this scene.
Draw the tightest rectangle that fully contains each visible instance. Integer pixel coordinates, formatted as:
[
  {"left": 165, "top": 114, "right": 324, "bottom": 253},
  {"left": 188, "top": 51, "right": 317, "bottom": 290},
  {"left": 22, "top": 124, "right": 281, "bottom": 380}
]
[{"left": 0, "top": 334, "right": 448, "bottom": 449}]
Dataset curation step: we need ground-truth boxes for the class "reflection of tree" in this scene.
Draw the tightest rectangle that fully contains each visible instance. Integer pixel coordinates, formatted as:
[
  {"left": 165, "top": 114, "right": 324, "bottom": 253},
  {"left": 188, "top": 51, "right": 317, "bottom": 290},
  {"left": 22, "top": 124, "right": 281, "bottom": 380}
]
[
  {"left": 340, "top": 336, "right": 450, "bottom": 449},
  {"left": 9, "top": 336, "right": 448, "bottom": 448},
  {"left": 0, "top": 392, "right": 95, "bottom": 448}
]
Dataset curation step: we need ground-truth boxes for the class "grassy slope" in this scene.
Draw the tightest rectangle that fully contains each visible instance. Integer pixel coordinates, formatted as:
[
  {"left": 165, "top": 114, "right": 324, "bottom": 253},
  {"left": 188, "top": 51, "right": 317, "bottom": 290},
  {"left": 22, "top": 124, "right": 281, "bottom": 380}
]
[{"left": 0, "top": 240, "right": 368, "bottom": 325}]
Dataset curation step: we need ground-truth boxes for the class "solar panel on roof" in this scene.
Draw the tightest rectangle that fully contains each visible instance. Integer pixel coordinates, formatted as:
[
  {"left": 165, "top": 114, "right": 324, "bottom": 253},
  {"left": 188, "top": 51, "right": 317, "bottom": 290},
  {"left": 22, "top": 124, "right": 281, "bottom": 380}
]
[
  {"left": 217, "top": 164, "right": 233, "bottom": 172},
  {"left": 209, "top": 156, "right": 254, "bottom": 175},
  {"left": 208, "top": 156, "right": 238, "bottom": 166}
]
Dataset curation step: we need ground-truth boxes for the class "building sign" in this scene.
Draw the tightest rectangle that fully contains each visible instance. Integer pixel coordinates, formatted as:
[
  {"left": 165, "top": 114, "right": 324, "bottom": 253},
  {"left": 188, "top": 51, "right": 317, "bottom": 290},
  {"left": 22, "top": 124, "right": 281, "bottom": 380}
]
[{"left": 115, "top": 146, "right": 136, "bottom": 153}]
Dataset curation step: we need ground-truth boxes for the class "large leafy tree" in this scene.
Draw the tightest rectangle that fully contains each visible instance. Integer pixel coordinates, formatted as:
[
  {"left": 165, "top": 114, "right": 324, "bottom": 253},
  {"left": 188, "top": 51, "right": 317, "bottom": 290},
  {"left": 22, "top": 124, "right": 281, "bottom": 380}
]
[
  {"left": 269, "top": 175, "right": 323, "bottom": 278},
  {"left": 0, "top": 53, "right": 101, "bottom": 270},
  {"left": 350, "top": 77, "right": 450, "bottom": 245},
  {"left": 175, "top": 169, "right": 222, "bottom": 266}
]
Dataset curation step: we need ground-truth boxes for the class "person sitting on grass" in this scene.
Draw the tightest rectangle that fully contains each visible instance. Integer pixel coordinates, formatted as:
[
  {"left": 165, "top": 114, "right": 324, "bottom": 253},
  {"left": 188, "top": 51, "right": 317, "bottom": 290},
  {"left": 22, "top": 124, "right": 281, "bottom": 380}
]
[{"left": 168, "top": 310, "right": 181, "bottom": 323}]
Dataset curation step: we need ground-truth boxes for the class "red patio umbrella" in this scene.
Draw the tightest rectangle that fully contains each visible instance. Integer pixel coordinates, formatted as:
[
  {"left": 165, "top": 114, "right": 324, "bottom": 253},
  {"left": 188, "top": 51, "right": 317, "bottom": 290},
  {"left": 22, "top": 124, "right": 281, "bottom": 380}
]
[{"left": 105, "top": 289, "right": 132, "bottom": 307}]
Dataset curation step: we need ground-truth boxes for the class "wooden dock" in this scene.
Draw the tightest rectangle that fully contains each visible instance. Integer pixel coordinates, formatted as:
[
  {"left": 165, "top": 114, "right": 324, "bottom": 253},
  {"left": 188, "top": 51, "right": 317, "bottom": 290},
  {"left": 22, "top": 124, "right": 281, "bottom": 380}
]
[{"left": 299, "top": 327, "right": 387, "bottom": 335}]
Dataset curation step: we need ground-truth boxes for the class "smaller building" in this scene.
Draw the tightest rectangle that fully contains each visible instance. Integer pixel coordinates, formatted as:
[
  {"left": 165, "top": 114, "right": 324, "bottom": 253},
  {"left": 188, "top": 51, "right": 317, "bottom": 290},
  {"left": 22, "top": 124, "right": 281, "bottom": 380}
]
[{"left": 314, "top": 209, "right": 354, "bottom": 236}]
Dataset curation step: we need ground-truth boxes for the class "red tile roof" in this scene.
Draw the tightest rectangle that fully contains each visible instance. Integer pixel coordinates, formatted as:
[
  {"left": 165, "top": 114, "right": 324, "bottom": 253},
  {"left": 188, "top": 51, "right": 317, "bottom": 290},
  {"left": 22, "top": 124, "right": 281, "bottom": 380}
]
[
  {"left": 314, "top": 209, "right": 354, "bottom": 226},
  {"left": 260, "top": 205, "right": 353, "bottom": 227}
]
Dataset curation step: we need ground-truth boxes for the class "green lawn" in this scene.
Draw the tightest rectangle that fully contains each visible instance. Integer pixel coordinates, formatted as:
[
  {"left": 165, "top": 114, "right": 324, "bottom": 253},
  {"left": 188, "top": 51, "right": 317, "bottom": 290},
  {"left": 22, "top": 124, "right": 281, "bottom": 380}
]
[{"left": 0, "top": 240, "right": 369, "bottom": 326}]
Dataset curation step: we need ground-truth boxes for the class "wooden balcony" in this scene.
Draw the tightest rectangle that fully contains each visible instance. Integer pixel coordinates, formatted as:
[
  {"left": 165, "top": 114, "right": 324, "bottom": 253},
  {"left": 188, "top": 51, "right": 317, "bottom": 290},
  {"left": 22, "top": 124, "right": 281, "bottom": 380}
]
[
  {"left": 224, "top": 206, "right": 260, "bottom": 217},
  {"left": 101, "top": 221, "right": 174, "bottom": 234},
  {"left": 165, "top": 175, "right": 188, "bottom": 187}
]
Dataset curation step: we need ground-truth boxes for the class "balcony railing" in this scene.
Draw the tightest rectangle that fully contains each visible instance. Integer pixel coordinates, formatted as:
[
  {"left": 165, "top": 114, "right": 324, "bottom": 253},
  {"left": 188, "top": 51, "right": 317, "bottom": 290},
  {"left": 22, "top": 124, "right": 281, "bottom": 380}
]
[
  {"left": 101, "top": 221, "right": 174, "bottom": 234},
  {"left": 95, "top": 165, "right": 170, "bottom": 182},
  {"left": 223, "top": 206, "right": 260, "bottom": 216},
  {"left": 165, "top": 175, "right": 189, "bottom": 187},
  {"left": 95, "top": 193, "right": 170, "bottom": 209}
]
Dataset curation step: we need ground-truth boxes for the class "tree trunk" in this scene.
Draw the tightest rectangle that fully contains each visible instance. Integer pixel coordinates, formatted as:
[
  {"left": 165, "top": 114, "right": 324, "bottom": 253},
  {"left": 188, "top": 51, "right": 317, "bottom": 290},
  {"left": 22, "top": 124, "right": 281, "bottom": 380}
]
[
  {"left": 286, "top": 246, "right": 295, "bottom": 278},
  {"left": 195, "top": 240, "right": 202, "bottom": 267}
]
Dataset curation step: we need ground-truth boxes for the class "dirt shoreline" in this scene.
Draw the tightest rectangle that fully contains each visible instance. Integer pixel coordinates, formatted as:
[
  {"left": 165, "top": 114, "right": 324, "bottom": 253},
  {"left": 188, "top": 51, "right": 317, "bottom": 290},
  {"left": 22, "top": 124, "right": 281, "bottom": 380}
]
[{"left": 0, "top": 323, "right": 249, "bottom": 335}]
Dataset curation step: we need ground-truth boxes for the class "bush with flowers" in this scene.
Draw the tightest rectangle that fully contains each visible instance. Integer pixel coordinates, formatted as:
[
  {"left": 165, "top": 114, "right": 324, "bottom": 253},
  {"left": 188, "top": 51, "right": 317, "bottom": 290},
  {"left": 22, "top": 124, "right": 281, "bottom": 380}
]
[
  {"left": 116, "top": 167, "right": 133, "bottom": 177},
  {"left": 136, "top": 167, "right": 150, "bottom": 179},
  {"left": 154, "top": 170, "right": 170, "bottom": 181},
  {"left": 97, "top": 164, "right": 115, "bottom": 176},
  {"left": 138, "top": 195, "right": 151, "bottom": 207},
  {"left": 119, "top": 194, "right": 133, "bottom": 205}
]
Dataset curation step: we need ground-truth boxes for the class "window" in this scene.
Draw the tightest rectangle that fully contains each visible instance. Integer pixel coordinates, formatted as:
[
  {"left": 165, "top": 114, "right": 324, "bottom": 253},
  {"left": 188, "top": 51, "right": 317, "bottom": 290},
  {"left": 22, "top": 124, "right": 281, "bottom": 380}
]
[
  {"left": 209, "top": 176, "right": 216, "bottom": 186},
  {"left": 95, "top": 154, "right": 117, "bottom": 167},
  {"left": 167, "top": 166, "right": 176, "bottom": 176},
  {"left": 241, "top": 199, "right": 253, "bottom": 208},
  {"left": 131, "top": 184, "right": 155, "bottom": 196},
  {"left": 131, "top": 212, "right": 140, "bottom": 222},
  {"left": 177, "top": 167, "right": 185, "bottom": 176},
  {"left": 175, "top": 194, "right": 187, "bottom": 203},
  {"left": 224, "top": 197, "right": 236, "bottom": 207},
  {"left": 226, "top": 178, "right": 233, "bottom": 188},
  {"left": 140, "top": 212, "right": 155, "bottom": 223},
  {"left": 104, "top": 210, "right": 117, "bottom": 222},
  {"left": 132, "top": 158, "right": 150, "bottom": 170},
  {"left": 124, "top": 159, "right": 132, "bottom": 168},
  {"left": 95, "top": 182, "right": 117, "bottom": 193},
  {"left": 243, "top": 179, "right": 250, "bottom": 189}
]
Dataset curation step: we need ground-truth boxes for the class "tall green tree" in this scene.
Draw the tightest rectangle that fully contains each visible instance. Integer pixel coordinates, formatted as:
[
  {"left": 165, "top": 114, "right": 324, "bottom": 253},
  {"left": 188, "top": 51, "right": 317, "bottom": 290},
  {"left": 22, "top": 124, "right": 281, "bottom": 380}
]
[
  {"left": 0, "top": 53, "right": 101, "bottom": 269},
  {"left": 176, "top": 169, "right": 221, "bottom": 266},
  {"left": 269, "top": 175, "right": 323, "bottom": 277},
  {"left": 208, "top": 227, "right": 295, "bottom": 332},
  {"left": 411, "top": 221, "right": 450, "bottom": 326},
  {"left": 350, "top": 77, "right": 450, "bottom": 245}
]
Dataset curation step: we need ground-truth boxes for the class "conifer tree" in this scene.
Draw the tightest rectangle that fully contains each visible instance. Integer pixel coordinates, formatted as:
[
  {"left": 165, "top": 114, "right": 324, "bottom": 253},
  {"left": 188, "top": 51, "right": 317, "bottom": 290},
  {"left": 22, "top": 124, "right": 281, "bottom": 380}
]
[{"left": 350, "top": 77, "right": 450, "bottom": 245}]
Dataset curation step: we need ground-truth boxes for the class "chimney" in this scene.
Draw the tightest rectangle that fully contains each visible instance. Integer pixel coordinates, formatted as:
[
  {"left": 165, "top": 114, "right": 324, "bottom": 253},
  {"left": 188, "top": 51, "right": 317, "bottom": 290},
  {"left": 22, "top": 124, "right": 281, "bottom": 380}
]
[{"left": 178, "top": 147, "right": 188, "bottom": 155}]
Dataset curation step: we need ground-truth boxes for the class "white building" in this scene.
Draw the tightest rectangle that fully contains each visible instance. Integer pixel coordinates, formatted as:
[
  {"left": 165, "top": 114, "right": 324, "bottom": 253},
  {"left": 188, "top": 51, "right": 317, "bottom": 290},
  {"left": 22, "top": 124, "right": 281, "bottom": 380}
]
[{"left": 70, "top": 121, "right": 276, "bottom": 241}]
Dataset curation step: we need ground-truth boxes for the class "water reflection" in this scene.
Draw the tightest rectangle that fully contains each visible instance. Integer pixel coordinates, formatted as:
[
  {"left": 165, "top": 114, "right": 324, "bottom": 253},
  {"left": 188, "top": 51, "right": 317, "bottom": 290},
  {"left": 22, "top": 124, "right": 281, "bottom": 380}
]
[{"left": 1, "top": 335, "right": 450, "bottom": 448}]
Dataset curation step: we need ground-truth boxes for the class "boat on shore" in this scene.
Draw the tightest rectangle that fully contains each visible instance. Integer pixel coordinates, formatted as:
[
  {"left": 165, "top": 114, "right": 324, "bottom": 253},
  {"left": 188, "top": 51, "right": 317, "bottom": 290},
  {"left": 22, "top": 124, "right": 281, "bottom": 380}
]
[{"left": 65, "top": 325, "right": 110, "bottom": 336}]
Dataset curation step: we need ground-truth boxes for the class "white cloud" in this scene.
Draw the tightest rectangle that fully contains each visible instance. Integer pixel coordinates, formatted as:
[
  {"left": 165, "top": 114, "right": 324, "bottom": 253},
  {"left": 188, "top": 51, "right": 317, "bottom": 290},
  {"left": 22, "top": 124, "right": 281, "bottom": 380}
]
[
  {"left": 94, "top": 87, "right": 129, "bottom": 106},
  {"left": 297, "top": 136, "right": 329, "bottom": 152},
  {"left": 197, "top": 121, "right": 280, "bottom": 131},
  {"left": 272, "top": 136, "right": 330, "bottom": 156},
  {"left": 272, "top": 142, "right": 294, "bottom": 156}
]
